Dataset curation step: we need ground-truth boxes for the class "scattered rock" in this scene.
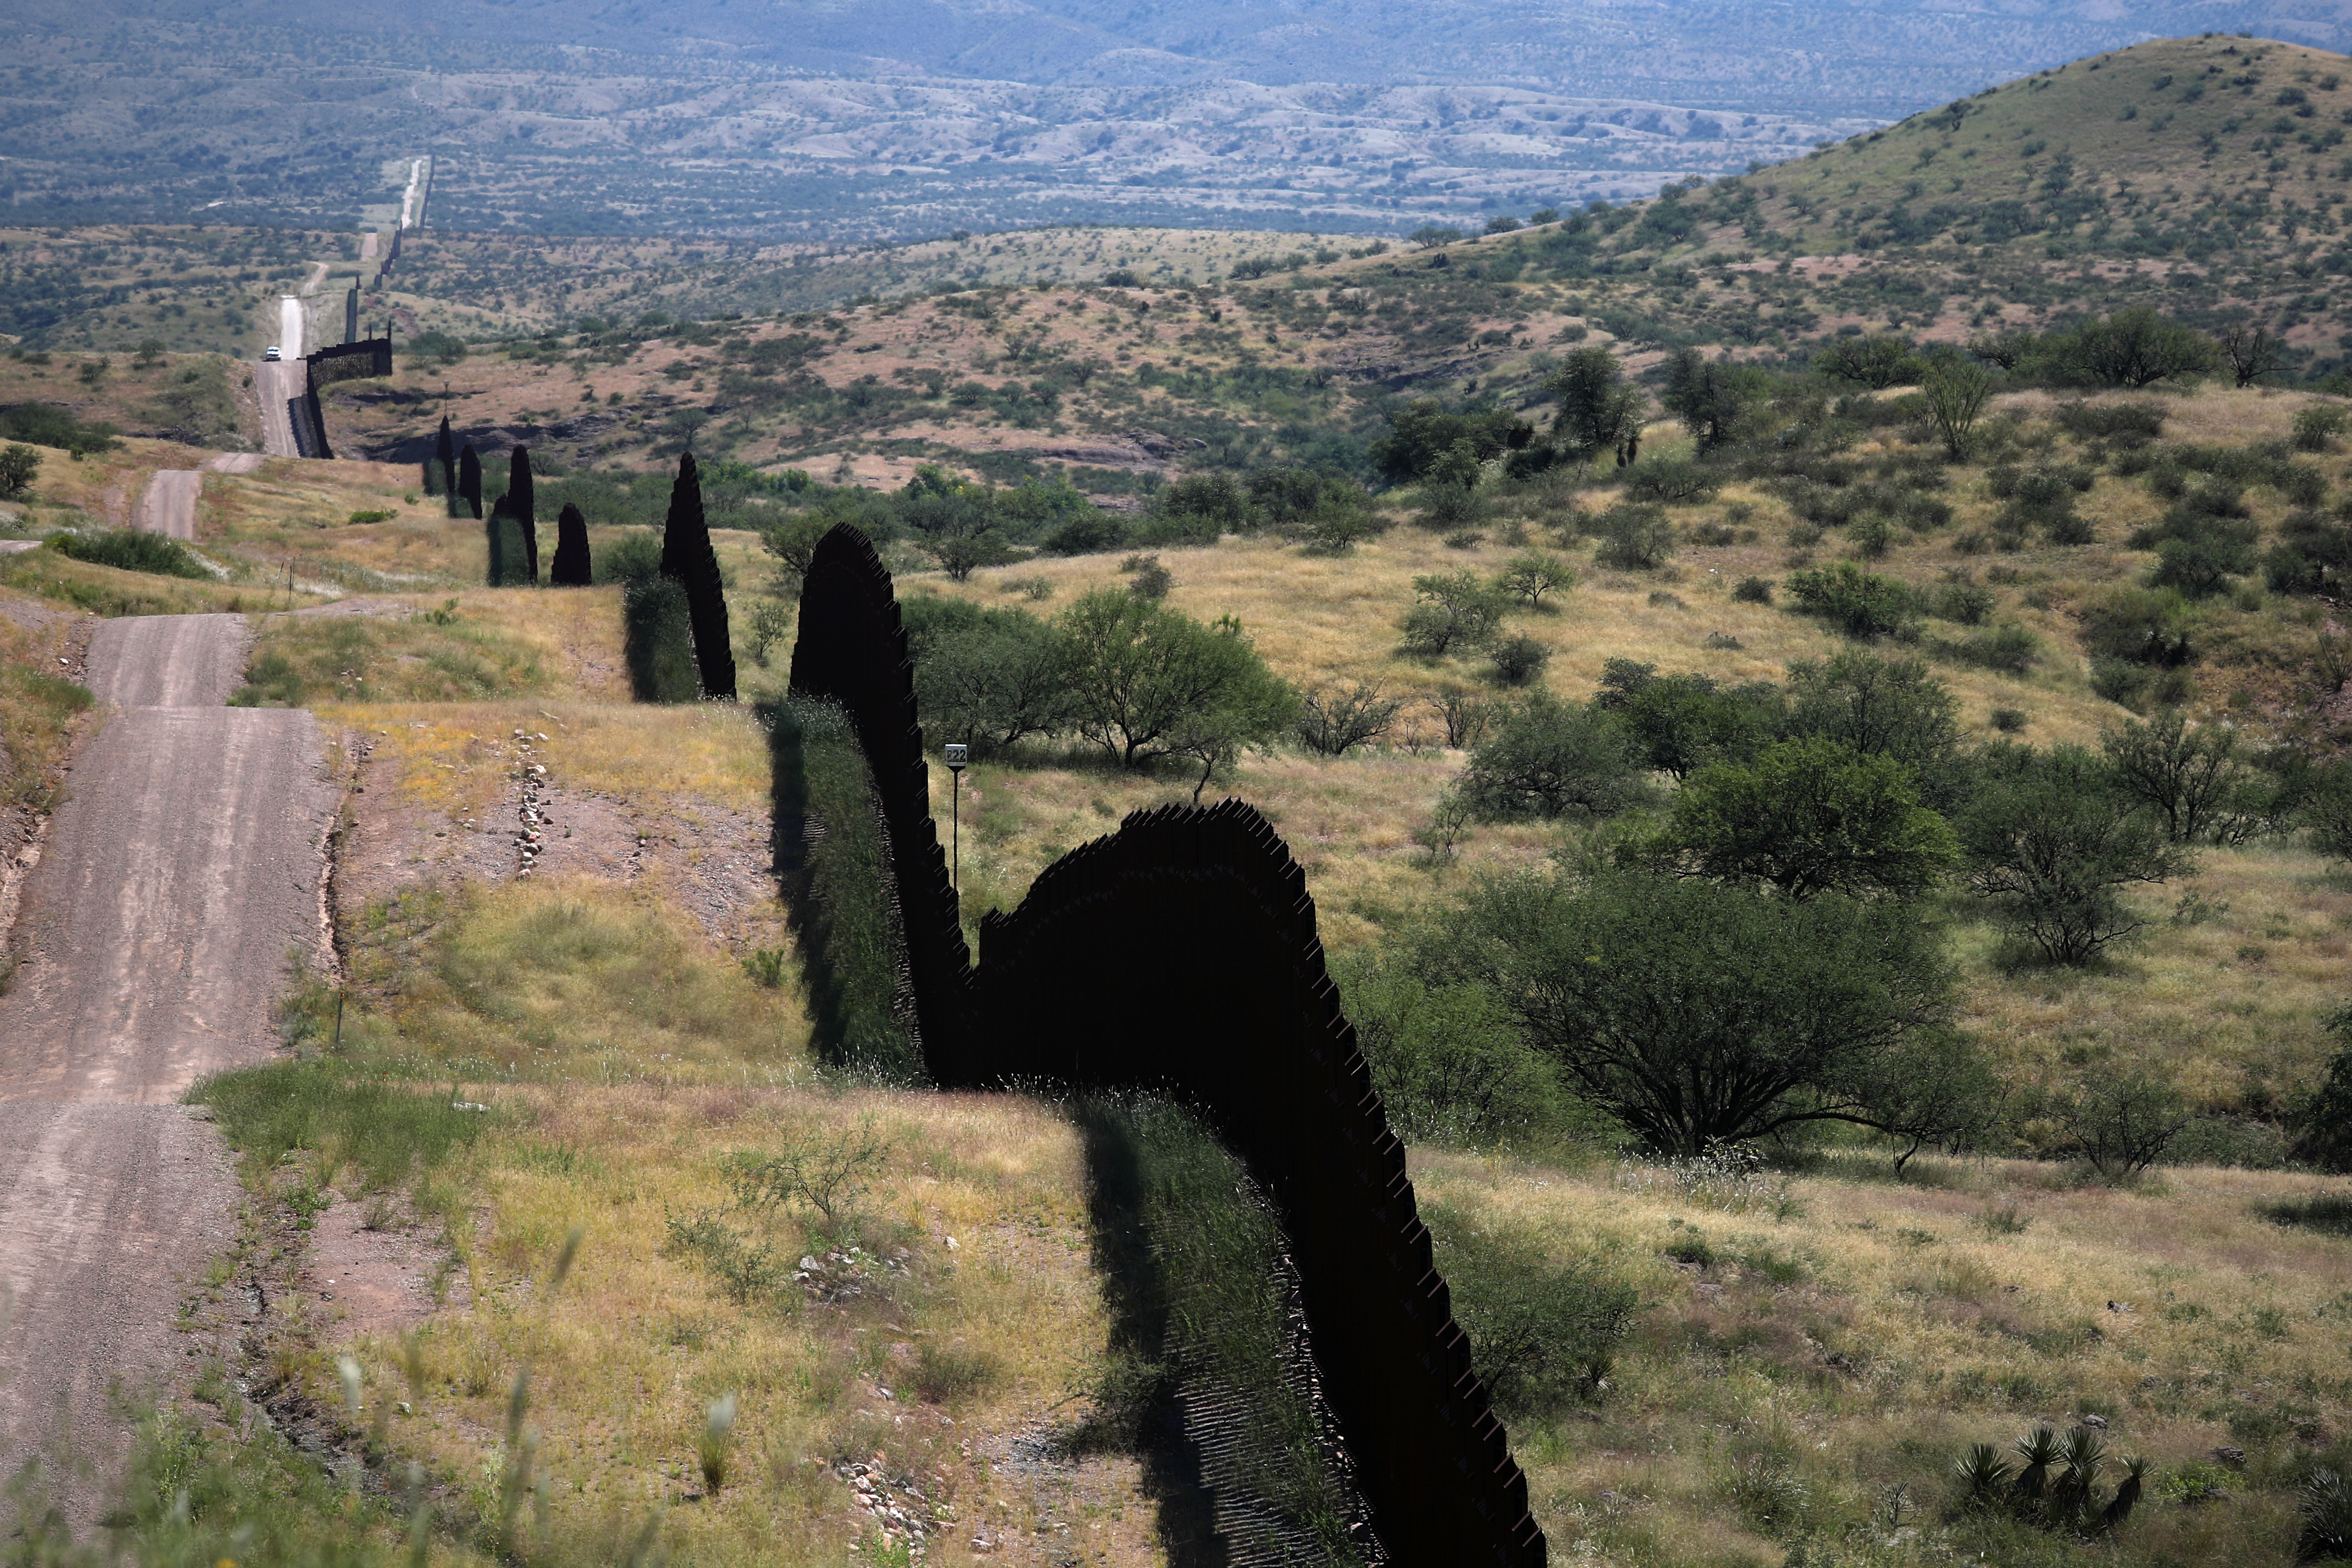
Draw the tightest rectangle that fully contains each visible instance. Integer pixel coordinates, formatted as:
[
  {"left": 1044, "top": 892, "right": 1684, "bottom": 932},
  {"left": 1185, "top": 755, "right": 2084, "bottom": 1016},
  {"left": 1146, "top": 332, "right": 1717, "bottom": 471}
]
[{"left": 2212, "top": 1445, "right": 2247, "bottom": 1470}]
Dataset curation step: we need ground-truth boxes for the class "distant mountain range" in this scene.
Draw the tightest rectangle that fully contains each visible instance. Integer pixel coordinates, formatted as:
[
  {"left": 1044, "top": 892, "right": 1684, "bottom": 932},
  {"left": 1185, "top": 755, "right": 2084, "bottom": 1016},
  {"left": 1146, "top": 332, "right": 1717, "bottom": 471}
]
[
  {"left": 8, "top": 0, "right": 2352, "bottom": 237},
  {"left": 72, "top": 0, "right": 2352, "bottom": 112}
]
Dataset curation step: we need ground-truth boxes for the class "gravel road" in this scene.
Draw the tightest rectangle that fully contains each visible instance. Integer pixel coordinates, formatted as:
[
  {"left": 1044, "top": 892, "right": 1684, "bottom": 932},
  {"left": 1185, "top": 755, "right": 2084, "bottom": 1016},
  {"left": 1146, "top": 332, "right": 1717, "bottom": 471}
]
[
  {"left": 0, "top": 612, "right": 336, "bottom": 1519},
  {"left": 256, "top": 359, "right": 304, "bottom": 458},
  {"left": 132, "top": 454, "right": 263, "bottom": 543}
]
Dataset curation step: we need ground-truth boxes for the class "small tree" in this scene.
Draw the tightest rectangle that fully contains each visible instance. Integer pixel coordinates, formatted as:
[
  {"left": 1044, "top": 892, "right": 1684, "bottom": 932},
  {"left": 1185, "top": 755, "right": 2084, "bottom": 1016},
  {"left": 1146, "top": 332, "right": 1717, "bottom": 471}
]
[
  {"left": 1958, "top": 744, "right": 2190, "bottom": 965},
  {"left": 910, "top": 602, "right": 1071, "bottom": 754},
  {"left": 2045, "top": 307, "right": 2219, "bottom": 388},
  {"left": 2046, "top": 1068, "right": 2192, "bottom": 1181},
  {"left": 2100, "top": 708, "right": 2252, "bottom": 843},
  {"left": 1294, "top": 683, "right": 1402, "bottom": 756},
  {"left": 1591, "top": 504, "right": 1676, "bottom": 570},
  {"left": 923, "top": 530, "right": 1019, "bottom": 581},
  {"left": 132, "top": 338, "right": 166, "bottom": 369},
  {"left": 1497, "top": 551, "right": 1576, "bottom": 608},
  {"left": 1784, "top": 650, "right": 1964, "bottom": 806},
  {"left": 2218, "top": 323, "right": 2288, "bottom": 388},
  {"left": 1057, "top": 590, "right": 1294, "bottom": 769},
  {"left": 1597, "top": 661, "right": 1778, "bottom": 780},
  {"left": 1421, "top": 869, "right": 1960, "bottom": 1155},
  {"left": 1409, "top": 225, "right": 1465, "bottom": 250},
  {"left": 1660, "top": 347, "right": 1759, "bottom": 451},
  {"left": 761, "top": 515, "right": 831, "bottom": 588},
  {"left": 1922, "top": 356, "right": 1995, "bottom": 460},
  {"left": 0, "top": 443, "right": 38, "bottom": 499},
  {"left": 1647, "top": 737, "right": 1960, "bottom": 900},
  {"left": 1457, "top": 694, "right": 1648, "bottom": 820},
  {"left": 1401, "top": 571, "right": 1508, "bottom": 655},
  {"left": 1546, "top": 346, "right": 1645, "bottom": 464}
]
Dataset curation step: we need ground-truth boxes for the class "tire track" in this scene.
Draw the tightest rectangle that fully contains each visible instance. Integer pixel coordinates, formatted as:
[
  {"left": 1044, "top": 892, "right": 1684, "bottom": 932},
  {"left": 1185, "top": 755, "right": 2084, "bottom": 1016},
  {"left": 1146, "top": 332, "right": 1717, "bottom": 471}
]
[{"left": 0, "top": 613, "right": 337, "bottom": 1525}]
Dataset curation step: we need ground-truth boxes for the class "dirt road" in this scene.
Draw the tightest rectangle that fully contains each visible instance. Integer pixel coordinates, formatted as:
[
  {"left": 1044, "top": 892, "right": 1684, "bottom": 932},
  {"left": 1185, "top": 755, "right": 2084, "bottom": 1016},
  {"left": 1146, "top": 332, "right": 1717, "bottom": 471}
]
[
  {"left": 0, "top": 612, "right": 337, "bottom": 1518},
  {"left": 133, "top": 453, "right": 262, "bottom": 542}
]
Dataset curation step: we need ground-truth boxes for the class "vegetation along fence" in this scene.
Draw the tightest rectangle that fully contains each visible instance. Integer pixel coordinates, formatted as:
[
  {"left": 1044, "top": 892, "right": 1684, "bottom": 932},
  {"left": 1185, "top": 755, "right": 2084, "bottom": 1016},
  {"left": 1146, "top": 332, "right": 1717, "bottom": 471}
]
[{"left": 786, "top": 521, "right": 1546, "bottom": 1567}]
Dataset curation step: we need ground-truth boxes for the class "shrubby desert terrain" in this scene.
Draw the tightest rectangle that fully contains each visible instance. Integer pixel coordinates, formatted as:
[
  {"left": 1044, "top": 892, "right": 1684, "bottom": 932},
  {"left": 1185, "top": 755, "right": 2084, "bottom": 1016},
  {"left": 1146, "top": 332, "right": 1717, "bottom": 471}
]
[{"left": 0, "top": 29, "right": 2349, "bottom": 1568}]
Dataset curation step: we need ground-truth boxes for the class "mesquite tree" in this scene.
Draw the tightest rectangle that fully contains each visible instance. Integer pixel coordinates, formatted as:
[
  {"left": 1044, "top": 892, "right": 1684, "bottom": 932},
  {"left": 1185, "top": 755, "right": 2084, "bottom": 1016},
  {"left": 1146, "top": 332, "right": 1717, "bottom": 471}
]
[
  {"left": 510, "top": 445, "right": 538, "bottom": 584},
  {"left": 550, "top": 502, "right": 592, "bottom": 586},
  {"left": 659, "top": 452, "right": 736, "bottom": 699}
]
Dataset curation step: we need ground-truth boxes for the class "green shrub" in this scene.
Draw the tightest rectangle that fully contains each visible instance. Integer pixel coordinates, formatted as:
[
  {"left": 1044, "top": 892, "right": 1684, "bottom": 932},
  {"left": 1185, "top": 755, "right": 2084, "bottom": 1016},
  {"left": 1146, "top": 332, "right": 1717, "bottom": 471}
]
[
  {"left": 1732, "top": 575, "right": 1774, "bottom": 604},
  {"left": 0, "top": 400, "right": 120, "bottom": 455},
  {"left": 1938, "top": 623, "right": 2043, "bottom": 675},
  {"left": 1621, "top": 456, "right": 1719, "bottom": 505},
  {"left": 1592, "top": 503, "right": 1677, "bottom": 569},
  {"left": 1459, "top": 693, "right": 1649, "bottom": 820},
  {"left": 1488, "top": 634, "right": 1550, "bottom": 687},
  {"left": 2040, "top": 1067, "right": 2193, "bottom": 1180},
  {"left": 2293, "top": 405, "right": 2348, "bottom": 453},
  {"left": 1959, "top": 743, "right": 2190, "bottom": 965},
  {"left": 49, "top": 528, "right": 209, "bottom": 579},
  {"left": 596, "top": 528, "right": 665, "bottom": 584},
  {"left": 0, "top": 442, "right": 37, "bottom": 497},
  {"left": 1401, "top": 571, "right": 1507, "bottom": 655},
  {"left": 1336, "top": 959, "right": 1565, "bottom": 1147},
  {"left": 1785, "top": 560, "right": 1922, "bottom": 639},
  {"left": 1422, "top": 1202, "right": 1639, "bottom": 1417},
  {"left": 2287, "top": 1006, "right": 2352, "bottom": 1173}
]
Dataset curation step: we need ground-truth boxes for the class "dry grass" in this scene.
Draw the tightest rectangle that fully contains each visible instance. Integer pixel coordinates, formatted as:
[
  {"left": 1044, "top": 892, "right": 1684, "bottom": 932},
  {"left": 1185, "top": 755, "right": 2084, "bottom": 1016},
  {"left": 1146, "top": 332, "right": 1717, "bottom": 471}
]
[
  {"left": 350, "top": 1083, "right": 1134, "bottom": 1567},
  {"left": 1416, "top": 1145, "right": 2352, "bottom": 1568},
  {"left": 327, "top": 699, "right": 771, "bottom": 817}
]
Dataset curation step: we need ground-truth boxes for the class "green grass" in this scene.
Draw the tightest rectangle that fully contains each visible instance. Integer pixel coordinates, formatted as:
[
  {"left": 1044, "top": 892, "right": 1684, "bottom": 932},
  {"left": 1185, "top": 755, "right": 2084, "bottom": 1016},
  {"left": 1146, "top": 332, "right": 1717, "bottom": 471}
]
[
  {"left": 191, "top": 1057, "right": 493, "bottom": 1196},
  {"left": 340, "top": 880, "right": 802, "bottom": 1085},
  {"left": 0, "top": 663, "right": 90, "bottom": 808},
  {"left": 234, "top": 612, "right": 551, "bottom": 706}
]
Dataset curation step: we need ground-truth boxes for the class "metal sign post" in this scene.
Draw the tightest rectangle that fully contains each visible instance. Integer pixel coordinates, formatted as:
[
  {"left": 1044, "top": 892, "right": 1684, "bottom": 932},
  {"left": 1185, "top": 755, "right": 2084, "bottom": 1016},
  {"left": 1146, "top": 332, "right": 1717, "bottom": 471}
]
[{"left": 944, "top": 743, "right": 968, "bottom": 892}]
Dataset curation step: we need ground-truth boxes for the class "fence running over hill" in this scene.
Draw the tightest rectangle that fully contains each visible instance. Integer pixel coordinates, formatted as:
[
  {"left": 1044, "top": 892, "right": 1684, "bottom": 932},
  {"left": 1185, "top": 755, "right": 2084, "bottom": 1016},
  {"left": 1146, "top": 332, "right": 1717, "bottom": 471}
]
[
  {"left": 290, "top": 337, "right": 394, "bottom": 461},
  {"left": 786, "top": 522, "right": 1546, "bottom": 1567}
]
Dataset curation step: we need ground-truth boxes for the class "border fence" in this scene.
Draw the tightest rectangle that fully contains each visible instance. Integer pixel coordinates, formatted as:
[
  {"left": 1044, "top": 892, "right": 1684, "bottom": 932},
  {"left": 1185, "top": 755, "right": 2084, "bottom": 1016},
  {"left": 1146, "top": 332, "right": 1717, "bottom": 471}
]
[{"left": 786, "top": 523, "right": 1546, "bottom": 1567}]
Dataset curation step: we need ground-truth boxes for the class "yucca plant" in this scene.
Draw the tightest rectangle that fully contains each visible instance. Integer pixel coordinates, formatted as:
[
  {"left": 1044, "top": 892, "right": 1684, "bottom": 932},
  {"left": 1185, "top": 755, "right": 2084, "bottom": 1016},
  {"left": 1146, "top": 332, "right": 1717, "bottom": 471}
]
[
  {"left": 2301, "top": 1467, "right": 2352, "bottom": 1563},
  {"left": 1955, "top": 1443, "right": 2014, "bottom": 1507},
  {"left": 2050, "top": 1427, "right": 2107, "bottom": 1524},
  {"left": 2102, "top": 1454, "right": 2151, "bottom": 1532},
  {"left": 2013, "top": 1425, "right": 2065, "bottom": 1506}
]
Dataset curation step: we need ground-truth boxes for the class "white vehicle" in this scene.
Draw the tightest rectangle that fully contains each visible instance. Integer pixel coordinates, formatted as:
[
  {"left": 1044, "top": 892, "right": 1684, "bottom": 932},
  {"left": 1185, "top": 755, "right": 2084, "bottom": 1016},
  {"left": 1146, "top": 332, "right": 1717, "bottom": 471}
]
[{"left": 262, "top": 345, "right": 282, "bottom": 362}]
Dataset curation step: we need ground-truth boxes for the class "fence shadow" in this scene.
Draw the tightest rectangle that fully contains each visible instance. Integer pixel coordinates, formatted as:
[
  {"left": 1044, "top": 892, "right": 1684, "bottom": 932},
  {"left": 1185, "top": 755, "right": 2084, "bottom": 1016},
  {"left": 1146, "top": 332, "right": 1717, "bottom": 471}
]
[{"left": 760, "top": 696, "right": 922, "bottom": 1079}]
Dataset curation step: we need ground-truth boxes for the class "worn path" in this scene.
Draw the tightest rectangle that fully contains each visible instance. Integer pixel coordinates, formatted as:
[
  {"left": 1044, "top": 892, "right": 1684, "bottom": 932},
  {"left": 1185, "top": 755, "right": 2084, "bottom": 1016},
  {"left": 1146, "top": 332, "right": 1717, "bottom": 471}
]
[{"left": 0, "top": 612, "right": 337, "bottom": 1521}]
